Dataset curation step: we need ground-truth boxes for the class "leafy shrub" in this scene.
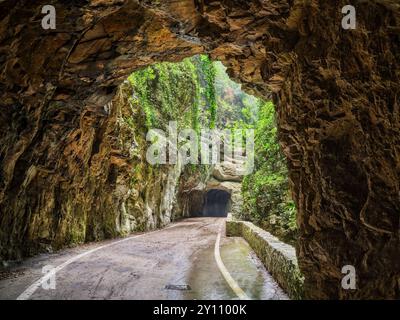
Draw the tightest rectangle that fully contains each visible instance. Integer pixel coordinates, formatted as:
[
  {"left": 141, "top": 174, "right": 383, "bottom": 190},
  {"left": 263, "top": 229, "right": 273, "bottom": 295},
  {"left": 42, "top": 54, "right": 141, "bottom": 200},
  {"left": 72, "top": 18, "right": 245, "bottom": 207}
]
[{"left": 242, "top": 102, "right": 297, "bottom": 245}]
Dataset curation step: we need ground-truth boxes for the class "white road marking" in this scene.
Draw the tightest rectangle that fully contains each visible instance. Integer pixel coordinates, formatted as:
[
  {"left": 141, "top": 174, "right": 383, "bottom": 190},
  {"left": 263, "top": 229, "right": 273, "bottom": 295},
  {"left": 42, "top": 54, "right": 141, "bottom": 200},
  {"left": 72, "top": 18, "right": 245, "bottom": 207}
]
[
  {"left": 214, "top": 221, "right": 250, "bottom": 300},
  {"left": 16, "top": 224, "right": 180, "bottom": 300},
  {"left": 18, "top": 219, "right": 248, "bottom": 300}
]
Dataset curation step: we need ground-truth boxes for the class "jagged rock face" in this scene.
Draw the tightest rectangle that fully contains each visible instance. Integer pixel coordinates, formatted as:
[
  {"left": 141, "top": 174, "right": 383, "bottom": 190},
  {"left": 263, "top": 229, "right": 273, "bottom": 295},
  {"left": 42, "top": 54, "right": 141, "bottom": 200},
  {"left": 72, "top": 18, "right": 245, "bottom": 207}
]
[
  {"left": 0, "top": 77, "right": 186, "bottom": 258},
  {"left": 110, "top": 83, "right": 186, "bottom": 235},
  {"left": 271, "top": 1, "right": 400, "bottom": 300},
  {"left": 0, "top": 0, "right": 399, "bottom": 299}
]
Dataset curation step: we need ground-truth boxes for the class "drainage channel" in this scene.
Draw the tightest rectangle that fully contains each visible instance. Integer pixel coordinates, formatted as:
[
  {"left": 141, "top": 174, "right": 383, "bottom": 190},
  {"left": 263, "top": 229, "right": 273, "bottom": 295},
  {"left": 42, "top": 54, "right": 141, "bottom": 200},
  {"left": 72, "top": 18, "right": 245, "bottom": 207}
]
[{"left": 182, "top": 234, "right": 289, "bottom": 300}]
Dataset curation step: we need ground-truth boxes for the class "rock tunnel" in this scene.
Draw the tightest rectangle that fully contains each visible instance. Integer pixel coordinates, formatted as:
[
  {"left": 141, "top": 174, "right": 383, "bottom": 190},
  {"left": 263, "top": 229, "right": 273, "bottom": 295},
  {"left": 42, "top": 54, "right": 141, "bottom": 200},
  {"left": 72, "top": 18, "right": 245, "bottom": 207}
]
[
  {"left": 189, "top": 190, "right": 231, "bottom": 218},
  {"left": 0, "top": 0, "right": 399, "bottom": 299},
  {"left": 203, "top": 190, "right": 231, "bottom": 218}
]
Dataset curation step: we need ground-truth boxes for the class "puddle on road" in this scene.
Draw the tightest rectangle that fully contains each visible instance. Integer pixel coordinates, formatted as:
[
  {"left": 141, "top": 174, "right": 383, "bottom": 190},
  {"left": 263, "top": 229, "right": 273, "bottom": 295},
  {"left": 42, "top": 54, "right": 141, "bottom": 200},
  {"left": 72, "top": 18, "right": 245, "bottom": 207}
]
[{"left": 183, "top": 237, "right": 288, "bottom": 300}]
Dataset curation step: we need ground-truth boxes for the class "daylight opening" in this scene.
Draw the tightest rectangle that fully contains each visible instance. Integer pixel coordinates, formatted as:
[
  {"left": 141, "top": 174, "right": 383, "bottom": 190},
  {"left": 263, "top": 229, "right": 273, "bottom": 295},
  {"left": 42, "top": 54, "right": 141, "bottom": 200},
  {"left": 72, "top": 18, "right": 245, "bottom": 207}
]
[{"left": 124, "top": 54, "right": 296, "bottom": 244}]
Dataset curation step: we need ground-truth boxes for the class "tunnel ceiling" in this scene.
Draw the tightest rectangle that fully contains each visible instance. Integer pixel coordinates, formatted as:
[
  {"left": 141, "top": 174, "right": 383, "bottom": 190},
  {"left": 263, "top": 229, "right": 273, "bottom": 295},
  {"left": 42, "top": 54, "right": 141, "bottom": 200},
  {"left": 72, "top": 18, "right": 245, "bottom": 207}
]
[{"left": 0, "top": 0, "right": 399, "bottom": 299}]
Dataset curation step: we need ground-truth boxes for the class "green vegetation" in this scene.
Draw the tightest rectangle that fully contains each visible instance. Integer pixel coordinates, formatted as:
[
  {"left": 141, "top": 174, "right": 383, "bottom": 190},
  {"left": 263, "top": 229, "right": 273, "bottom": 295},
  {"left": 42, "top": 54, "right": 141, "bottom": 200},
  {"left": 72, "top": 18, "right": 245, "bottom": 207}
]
[
  {"left": 127, "top": 55, "right": 216, "bottom": 131},
  {"left": 242, "top": 102, "right": 297, "bottom": 245},
  {"left": 127, "top": 56, "right": 297, "bottom": 244},
  {"left": 198, "top": 55, "right": 218, "bottom": 129},
  {"left": 213, "top": 62, "right": 258, "bottom": 130},
  {"left": 209, "top": 61, "right": 297, "bottom": 244}
]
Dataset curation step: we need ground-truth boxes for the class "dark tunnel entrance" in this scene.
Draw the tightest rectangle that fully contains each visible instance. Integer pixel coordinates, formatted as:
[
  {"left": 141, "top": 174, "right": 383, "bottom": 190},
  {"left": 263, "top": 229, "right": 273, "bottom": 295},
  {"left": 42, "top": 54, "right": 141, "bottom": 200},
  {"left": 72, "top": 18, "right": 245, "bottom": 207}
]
[
  {"left": 203, "top": 190, "right": 231, "bottom": 217},
  {"left": 190, "top": 189, "right": 231, "bottom": 218}
]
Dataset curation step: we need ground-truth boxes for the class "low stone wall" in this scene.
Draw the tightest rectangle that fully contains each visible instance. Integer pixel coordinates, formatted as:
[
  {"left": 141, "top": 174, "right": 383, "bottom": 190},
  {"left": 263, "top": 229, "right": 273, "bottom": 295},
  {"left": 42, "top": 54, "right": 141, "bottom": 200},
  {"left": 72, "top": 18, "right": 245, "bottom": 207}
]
[{"left": 226, "top": 220, "right": 304, "bottom": 300}]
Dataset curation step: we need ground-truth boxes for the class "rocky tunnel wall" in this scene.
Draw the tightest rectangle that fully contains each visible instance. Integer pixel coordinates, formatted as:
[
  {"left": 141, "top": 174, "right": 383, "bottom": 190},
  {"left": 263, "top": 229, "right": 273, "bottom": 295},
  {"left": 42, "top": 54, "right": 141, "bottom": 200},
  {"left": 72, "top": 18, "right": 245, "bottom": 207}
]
[{"left": 0, "top": 0, "right": 399, "bottom": 299}]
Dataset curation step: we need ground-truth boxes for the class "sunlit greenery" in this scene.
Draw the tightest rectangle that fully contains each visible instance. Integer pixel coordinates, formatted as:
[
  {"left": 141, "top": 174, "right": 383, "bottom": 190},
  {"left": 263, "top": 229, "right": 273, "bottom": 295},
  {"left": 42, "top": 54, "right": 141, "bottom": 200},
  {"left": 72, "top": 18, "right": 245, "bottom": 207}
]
[
  {"left": 128, "top": 55, "right": 216, "bottom": 131},
  {"left": 127, "top": 56, "right": 297, "bottom": 244},
  {"left": 209, "top": 61, "right": 297, "bottom": 243},
  {"left": 242, "top": 102, "right": 297, "bottom": 245},
  {"left": 198, "top": 55, "right": 218, "bottom": 129},
  {"left": 213, "top": 61, "right": 258, "bottom": 130}
]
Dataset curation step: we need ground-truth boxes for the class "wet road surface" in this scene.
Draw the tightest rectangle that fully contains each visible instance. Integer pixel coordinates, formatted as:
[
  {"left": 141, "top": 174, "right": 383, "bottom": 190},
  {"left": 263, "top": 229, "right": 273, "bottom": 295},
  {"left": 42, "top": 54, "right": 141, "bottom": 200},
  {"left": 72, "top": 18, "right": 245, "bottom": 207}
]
[{"left": 0, "top": 218, "right": 288, "bottom": 300}]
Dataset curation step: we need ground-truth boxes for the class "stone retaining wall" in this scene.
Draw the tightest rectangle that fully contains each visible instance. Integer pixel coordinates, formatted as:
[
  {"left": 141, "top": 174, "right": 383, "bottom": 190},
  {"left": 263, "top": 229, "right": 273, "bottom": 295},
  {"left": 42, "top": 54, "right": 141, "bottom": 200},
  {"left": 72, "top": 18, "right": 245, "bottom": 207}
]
[{"left": 226, "top": 220, "right": 304, "bottom": 300}]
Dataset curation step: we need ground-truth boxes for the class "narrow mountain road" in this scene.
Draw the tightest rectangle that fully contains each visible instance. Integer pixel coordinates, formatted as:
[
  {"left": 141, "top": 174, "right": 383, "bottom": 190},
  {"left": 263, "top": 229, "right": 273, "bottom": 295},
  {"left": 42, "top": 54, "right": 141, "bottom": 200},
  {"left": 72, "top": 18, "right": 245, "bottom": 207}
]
[{"left": 0, "top": 218, "right": 288, "bottom": 300}]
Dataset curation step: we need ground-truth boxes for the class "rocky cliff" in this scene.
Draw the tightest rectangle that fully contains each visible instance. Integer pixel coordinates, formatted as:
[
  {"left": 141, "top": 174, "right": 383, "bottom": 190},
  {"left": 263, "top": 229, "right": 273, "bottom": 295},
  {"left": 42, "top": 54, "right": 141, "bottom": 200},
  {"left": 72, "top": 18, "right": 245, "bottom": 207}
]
[
  {"left": 0, "top": 0, "right": 399, "bottom": 299},
  {"left": 0, "top": 51, "right": 212, "bottom": 261}
]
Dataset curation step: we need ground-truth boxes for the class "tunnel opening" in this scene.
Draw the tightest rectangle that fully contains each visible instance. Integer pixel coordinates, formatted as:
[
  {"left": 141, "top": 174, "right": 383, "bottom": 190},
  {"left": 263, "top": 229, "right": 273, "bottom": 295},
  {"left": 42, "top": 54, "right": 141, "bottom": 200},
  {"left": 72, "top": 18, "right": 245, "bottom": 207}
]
[
  {"left": 0, "top": 0, "right": 397, "bottom": 300},
  {"left": 122, "top": 55, "right": 296, "bottom": 242},
  {"left": 202, "top": 189, "right": 231, "bottom": 218},
  {"left": 189, "top": 189, "right": 231, "bottom": 218},
  {"left": 0, "top": 45, "right": 297, "bottom": 277}
]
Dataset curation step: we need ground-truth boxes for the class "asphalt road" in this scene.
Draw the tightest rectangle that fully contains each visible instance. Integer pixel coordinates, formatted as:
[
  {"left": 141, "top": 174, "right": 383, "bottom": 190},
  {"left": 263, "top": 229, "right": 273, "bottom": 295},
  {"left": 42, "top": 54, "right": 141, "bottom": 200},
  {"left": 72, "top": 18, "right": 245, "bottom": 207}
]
[{"left": 0, "top": 217, "right": 288, "bottom": 300}]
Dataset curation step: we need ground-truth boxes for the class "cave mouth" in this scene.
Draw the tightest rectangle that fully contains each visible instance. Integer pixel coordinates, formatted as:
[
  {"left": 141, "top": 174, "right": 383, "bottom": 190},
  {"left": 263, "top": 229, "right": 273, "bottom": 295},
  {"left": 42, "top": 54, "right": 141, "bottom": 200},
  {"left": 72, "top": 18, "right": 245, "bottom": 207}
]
[{"left": 200, "top": 189, "right": 231, "bottom": 218}]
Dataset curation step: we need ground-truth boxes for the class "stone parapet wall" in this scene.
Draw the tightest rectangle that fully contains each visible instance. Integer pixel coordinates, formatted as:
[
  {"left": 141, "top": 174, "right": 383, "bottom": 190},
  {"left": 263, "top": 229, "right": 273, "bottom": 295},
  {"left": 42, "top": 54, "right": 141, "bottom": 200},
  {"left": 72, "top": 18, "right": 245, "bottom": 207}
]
[{"left": 226, "top": 219, "right": 304, "bottom": 300}]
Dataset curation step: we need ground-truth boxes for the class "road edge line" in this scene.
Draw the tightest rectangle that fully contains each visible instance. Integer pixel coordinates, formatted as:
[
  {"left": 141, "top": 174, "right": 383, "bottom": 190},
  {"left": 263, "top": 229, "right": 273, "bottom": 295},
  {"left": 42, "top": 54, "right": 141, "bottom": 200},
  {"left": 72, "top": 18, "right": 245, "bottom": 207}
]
[
  {"left": 214, "top": 221, "right": 250, "bottom": 300},
  {"left": 16, "top": 224, "right": 180, "bottom": 300}
]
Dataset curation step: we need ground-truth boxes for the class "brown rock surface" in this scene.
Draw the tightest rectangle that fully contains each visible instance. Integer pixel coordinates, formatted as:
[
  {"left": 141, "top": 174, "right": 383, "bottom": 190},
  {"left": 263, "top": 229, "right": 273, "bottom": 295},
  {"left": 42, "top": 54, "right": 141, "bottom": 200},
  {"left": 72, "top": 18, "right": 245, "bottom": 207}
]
[{"left": 0, "top": 0, "right": 399, "bottom": 299}]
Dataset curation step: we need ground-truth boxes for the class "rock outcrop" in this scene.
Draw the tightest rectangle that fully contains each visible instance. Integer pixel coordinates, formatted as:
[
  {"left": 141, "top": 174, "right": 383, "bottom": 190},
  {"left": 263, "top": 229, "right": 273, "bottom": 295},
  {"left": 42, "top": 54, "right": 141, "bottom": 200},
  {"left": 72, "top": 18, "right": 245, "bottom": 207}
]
[
  {"left": 178, "top": 151, "right": 246, "bottom": 218},
  {"left": 0, "top": 0, "right": 399, "bottom": 299},
  {"left": 207, "top": 157, "right": 246, "bottom": 217}
]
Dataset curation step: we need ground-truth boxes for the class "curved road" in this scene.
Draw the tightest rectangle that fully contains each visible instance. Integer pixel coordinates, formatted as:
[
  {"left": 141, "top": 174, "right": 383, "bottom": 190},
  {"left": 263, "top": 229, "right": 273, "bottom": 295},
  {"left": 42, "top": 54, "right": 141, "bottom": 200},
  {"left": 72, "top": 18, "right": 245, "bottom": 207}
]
[{"left": 0, "top": 218, "right": 288, "bottom": 300}]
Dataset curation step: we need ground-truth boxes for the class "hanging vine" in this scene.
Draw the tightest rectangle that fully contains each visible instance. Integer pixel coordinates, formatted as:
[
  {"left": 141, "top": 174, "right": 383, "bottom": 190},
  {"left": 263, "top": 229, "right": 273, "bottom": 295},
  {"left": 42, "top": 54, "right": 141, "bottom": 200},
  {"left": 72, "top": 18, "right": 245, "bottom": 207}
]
[
  {"left": 127, "top": 55, "right": 216, "bottom": 131},
  {"left": 199, "top": 55, "right": 217, "bottom": 129}
]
